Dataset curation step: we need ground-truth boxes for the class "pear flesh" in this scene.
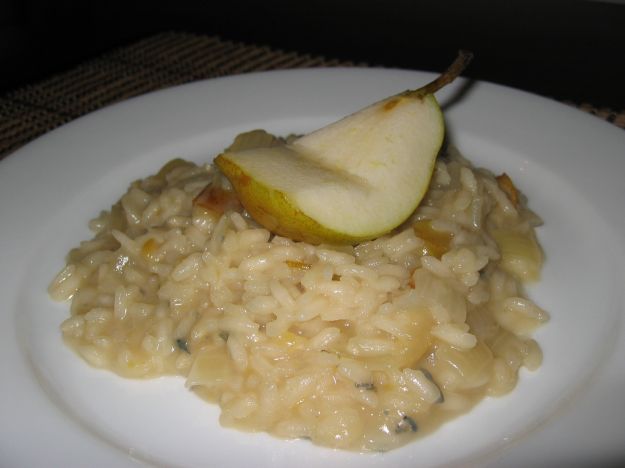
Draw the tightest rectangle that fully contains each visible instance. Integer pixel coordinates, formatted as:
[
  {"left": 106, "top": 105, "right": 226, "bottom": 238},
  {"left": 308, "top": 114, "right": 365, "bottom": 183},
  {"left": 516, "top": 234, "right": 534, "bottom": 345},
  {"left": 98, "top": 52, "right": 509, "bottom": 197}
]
[{"left": 215, "top": 52, "right": 471, "bottom": 244}]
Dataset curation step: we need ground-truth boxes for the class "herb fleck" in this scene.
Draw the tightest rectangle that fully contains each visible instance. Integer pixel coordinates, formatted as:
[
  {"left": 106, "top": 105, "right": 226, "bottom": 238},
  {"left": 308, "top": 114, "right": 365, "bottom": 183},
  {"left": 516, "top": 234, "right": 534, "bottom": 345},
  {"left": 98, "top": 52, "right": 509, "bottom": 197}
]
[
  {"left": 176, "top": 338, "right": 190, "bottom": 353},
  {"left": 420, "top": 367, "right": 444, "bottom": 403},
  {"left": 395, "top": 415, "right": 418, "bottom": 434}
]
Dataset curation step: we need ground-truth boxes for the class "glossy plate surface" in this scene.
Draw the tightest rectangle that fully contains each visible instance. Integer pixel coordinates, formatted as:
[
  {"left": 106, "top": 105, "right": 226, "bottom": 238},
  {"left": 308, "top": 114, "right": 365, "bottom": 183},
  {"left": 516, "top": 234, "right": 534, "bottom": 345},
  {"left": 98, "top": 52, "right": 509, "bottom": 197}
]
[{"left": 1, "top": 68, "right": 624, "bottom": 467}]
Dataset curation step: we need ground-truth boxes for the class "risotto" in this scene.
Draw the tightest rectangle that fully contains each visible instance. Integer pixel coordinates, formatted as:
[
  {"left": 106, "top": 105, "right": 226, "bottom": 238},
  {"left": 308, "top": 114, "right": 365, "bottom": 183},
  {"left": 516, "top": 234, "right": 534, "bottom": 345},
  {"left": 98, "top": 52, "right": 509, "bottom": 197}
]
[{"left": 49, "top": 134, "right": 548, "bottom": 452}]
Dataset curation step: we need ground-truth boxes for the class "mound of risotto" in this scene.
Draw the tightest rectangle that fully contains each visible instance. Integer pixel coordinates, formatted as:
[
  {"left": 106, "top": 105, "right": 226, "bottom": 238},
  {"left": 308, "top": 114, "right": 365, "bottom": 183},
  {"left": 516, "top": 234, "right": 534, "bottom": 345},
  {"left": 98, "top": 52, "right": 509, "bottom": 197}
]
[{"left": 49, "top": 135, "right": 548, "bottom": 452}]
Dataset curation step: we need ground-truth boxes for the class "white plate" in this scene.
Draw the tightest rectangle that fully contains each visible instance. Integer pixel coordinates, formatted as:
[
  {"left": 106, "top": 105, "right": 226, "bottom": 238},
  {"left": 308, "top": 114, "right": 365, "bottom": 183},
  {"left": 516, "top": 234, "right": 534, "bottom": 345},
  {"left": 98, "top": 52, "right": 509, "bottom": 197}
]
[{"left": 1, "top": 68, "right": 624, "bottom": 468}]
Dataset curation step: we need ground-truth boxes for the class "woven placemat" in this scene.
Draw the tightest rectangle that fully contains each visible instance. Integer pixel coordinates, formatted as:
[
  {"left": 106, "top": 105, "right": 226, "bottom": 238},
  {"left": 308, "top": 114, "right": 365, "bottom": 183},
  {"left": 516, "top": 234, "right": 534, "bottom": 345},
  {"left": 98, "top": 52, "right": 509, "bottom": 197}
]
[
  {"left": 0, "top": 32, "right": 357, "bottom": 160},
  {"left": 1, "top": 31, "right": 623, "bottom": 160}
]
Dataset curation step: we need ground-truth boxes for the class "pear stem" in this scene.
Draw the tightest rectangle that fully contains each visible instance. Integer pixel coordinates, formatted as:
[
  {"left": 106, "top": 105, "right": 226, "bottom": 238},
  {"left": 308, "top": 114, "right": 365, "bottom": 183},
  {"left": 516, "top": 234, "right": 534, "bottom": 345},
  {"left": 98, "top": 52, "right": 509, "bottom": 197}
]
[{"left": 405, "top": 50, "right": 473, "bottom": 97}]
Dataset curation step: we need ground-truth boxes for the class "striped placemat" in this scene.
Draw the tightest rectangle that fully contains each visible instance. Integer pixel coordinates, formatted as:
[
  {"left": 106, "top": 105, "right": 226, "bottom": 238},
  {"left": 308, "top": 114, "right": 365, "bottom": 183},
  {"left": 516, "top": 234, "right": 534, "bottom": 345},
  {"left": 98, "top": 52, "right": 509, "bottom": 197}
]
[{"left": 0, "top": 32, "right": 622, "bottom": 160}]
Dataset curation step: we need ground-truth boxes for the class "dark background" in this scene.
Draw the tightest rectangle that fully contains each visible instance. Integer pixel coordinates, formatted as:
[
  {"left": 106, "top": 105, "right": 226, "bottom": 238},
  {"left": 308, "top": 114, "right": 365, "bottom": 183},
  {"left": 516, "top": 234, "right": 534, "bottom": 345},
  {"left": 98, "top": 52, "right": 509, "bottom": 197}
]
[{"left": 1, "top": 0, "right": 624, "bottom": 110}]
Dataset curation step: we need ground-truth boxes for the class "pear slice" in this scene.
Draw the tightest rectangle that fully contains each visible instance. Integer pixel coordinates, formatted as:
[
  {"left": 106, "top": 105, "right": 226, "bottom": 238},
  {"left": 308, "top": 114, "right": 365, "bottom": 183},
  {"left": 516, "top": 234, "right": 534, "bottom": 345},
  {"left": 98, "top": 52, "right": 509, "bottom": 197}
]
[{"left": 216, "top": 51, "right": 472, "bottom": 244}]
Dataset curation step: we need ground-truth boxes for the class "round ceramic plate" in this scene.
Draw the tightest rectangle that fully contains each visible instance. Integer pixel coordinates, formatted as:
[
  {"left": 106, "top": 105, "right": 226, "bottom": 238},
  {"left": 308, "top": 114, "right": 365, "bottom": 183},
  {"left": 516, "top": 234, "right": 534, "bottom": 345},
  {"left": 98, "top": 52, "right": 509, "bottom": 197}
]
[{"left": 1, "top": 68, "right": 624, "bottom": 467}]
